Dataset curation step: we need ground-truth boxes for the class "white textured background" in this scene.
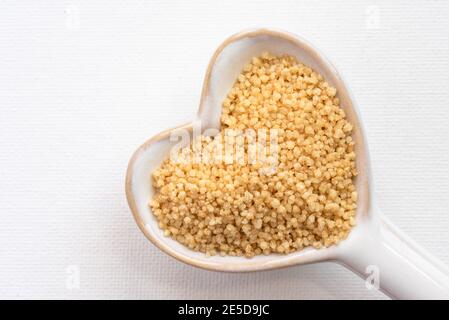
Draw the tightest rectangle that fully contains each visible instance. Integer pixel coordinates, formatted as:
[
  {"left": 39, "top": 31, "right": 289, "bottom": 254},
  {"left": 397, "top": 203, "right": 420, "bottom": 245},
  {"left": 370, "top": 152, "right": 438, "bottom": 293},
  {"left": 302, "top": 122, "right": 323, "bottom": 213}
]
[{"left": 1, "top": 0, "right": 449, "bottom": 300}]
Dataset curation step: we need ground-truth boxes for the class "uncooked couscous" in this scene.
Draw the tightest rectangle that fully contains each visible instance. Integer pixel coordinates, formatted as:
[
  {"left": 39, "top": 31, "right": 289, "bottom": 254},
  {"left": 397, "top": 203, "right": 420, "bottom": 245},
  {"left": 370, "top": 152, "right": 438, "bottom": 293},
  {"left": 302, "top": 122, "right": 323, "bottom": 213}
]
[{"left": 149, "top": 53, "right": 357, "bottom": 257}]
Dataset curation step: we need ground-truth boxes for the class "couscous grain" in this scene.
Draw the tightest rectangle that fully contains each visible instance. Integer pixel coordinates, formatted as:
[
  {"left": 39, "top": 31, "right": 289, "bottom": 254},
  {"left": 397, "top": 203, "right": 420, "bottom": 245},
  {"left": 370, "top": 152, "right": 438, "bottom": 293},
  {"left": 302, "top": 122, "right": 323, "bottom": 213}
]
[{"left": 149, "top": 53, "right": 357, "bottom": 257}]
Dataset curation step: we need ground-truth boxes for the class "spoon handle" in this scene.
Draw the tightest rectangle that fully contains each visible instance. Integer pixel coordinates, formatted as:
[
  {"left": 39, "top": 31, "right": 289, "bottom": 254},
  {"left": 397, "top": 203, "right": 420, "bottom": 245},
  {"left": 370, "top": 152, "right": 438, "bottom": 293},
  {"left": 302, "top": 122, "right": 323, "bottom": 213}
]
[{"left": 339, "top": 209, "right": 449, "bottom": 299}]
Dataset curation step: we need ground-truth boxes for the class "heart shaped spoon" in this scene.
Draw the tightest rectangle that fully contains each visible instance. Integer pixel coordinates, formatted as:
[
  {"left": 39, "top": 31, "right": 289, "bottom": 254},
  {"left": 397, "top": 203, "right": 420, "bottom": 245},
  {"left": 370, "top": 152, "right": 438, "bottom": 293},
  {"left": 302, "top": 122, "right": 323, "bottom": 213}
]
[{"left": 126, "top": 29, "right": 449, "bottom": 299}]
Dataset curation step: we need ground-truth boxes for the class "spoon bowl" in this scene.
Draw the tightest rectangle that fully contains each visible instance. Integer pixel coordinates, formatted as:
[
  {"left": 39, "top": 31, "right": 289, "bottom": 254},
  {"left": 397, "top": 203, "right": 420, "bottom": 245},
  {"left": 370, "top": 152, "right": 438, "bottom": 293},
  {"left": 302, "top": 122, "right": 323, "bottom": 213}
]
[{"left": 126, "top": 29, "right": 449, "bottom": 299}]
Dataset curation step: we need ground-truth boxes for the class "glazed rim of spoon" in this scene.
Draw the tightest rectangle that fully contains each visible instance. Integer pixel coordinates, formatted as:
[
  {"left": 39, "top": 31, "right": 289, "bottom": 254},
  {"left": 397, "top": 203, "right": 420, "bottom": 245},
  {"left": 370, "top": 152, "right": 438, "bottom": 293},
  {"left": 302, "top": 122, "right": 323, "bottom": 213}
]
[{"left": 125, "top": 28, "right": 370, "bottom": 272}]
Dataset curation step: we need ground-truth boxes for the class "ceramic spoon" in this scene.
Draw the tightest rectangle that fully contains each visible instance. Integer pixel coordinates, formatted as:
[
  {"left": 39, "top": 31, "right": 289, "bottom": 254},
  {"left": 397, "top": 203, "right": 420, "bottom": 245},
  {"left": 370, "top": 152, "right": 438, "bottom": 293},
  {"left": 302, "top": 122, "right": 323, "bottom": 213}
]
[{"left": 126, "top": 29, "right": 449, "bottom": 299}]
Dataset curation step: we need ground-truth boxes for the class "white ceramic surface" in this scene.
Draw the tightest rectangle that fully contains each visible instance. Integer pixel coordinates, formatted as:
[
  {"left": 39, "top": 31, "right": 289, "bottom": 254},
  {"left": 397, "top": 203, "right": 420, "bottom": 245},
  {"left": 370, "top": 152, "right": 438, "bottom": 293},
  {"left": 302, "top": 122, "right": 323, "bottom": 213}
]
[{"left": 126, "top": 29, "right": 449, "bottom": 299}]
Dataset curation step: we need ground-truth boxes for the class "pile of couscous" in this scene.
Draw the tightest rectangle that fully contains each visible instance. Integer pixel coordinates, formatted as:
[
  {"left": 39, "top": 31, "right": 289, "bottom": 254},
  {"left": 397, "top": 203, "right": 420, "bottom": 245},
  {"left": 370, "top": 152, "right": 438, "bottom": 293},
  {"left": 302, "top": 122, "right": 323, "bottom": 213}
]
[{"left": 150, "top": 53, "right": 357, "bottom": 257}]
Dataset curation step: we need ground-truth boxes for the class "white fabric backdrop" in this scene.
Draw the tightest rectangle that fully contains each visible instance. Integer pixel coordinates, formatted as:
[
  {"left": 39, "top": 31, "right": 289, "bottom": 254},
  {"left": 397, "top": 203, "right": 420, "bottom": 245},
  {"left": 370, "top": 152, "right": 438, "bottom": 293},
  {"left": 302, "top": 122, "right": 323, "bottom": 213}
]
[{"left": 1, "top": 0, "right": 449, "bottom": 299}]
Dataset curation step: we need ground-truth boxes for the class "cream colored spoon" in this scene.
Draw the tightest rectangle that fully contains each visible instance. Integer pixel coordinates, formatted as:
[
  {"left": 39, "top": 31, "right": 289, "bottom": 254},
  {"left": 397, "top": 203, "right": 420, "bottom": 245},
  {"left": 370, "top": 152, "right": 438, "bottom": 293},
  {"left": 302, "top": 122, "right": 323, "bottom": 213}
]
[{"left": 126, "top": 29, "right": 449, "bottom": 299}]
